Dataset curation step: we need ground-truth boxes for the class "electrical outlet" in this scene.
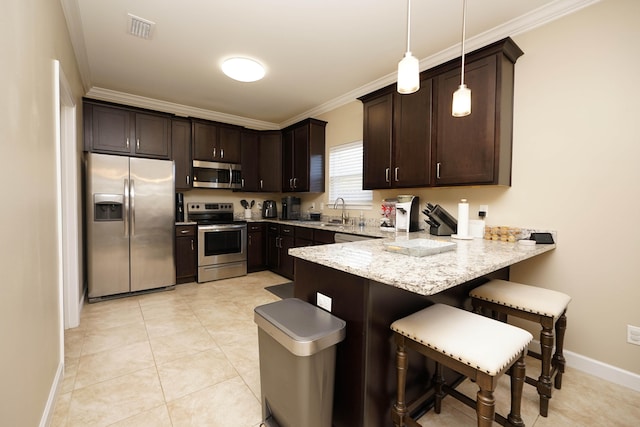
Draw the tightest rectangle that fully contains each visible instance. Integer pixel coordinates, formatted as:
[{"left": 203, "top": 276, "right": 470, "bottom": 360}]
[
  {"left": 627, "top": 325, "right": 640, "bottom": 345},
  {"left": 317, "top": 292, "right": 332, "bottom": 312},
  {"left": 479, "top": 204, "right": 489, "bottom": 218}
]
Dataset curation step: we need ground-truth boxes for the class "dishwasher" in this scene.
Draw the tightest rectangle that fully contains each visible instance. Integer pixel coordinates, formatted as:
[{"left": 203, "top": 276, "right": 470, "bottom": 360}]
[{"left": 334, "top": 233, "right": 375, "bottom": 243}]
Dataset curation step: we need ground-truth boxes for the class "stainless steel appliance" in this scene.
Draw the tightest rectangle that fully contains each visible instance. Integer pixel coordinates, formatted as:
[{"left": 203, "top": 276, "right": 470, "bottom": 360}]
[
  {"left": 192, "top": 160, "right": 242, "bottom": 189},
  {"left": 176, "top": 192, "right": 185, "bottom": 222},
  {"left": 187, "top": 202, "right": 247, "bottom": 282},
  {"left": 281, "top": 196, "right": 301, "bottom": 220},
  {"left": 395, "top": 196, "right": 420, "bottom": 232},
  {"left": 262, "top": 200, "right": 277, "bottom": 218},
  {"left": 85, "top": 153, "right": 175, "bottom": 301}
]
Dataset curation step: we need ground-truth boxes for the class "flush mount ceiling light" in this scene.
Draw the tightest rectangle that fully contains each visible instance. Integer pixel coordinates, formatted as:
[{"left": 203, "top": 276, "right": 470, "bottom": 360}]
[
  {"left": 397, "top": 0, "right": 420, "bottom": 94},
  {"left": 221, "top": 57, "right": 265, "bottom": 82},
  {"left": 452, "top": 0, "right": 471, "bottom": 117}
]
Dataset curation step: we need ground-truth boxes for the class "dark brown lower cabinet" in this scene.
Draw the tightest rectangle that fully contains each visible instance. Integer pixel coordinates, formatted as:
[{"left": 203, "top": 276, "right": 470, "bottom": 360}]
[
  {"left": 247, "top": 223, "right": 266, "bottom": 273},
  {"left": 175, "top": 225, "right": 196, "bottom": 284}
]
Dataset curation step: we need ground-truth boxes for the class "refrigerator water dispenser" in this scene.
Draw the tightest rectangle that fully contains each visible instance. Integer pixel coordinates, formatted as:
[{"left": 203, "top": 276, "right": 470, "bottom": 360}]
[{"left": 93, "top": 194, "right": 124, "bottom": 221}]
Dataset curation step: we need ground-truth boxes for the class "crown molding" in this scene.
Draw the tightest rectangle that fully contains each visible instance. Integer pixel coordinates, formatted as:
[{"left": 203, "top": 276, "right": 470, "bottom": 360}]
[
  {"left": 85, "top": 87, "right": 280, "bottom": 130},
  {"left": 60, "top": 0, "right": 91, "bottom": 92}
]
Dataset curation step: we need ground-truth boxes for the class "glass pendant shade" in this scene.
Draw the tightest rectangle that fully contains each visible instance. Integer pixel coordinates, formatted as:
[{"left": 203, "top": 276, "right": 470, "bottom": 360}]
[
  {"left": 452, "top": 84, "right": 471, "bottom": 117},
  {"left": 397, "top": 52, "right": 420, "bottom": 94}
]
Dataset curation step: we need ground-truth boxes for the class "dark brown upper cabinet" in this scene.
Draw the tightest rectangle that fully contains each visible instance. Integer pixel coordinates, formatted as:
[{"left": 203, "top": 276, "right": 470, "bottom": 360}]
[
  {"left": 433, "top": 38, "right": 523, "bottom": 186},
  {"left": 360, "top": 37, "right": 522, "bottom": 189},
  {"left": 171, "top": 118, "right": 192, "bottom": 190},
  {"left": 83, "top": 100, "right": 171, "bottom": 159},
  {"left": 240, "top": 129, "right": 282, "bottom": 192},
  {"left": 360, "top": 76, "right": 433, "bottom": 189},
  {"left": 281, "top": 118, "right": 326, "bottom": 193},
  {"left": 192, "top": 119, "right": 241, "bottom": 163}
]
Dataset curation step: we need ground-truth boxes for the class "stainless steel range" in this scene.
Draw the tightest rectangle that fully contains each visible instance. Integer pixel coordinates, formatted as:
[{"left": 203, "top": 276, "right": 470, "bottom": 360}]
[{"left": 187, "top": 202, "right": 247, "bottom": 283}]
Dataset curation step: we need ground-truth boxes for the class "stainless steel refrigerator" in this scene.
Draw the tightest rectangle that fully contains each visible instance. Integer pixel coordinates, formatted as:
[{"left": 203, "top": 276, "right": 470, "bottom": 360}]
[{"left": 85, "top": 153, "right": 175, "bottom": 301}]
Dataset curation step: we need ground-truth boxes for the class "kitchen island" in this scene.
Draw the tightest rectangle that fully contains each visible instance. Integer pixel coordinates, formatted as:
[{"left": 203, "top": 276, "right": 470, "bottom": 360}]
[{"left": 289, "top": 232, "right": 555, "bottom": 427}]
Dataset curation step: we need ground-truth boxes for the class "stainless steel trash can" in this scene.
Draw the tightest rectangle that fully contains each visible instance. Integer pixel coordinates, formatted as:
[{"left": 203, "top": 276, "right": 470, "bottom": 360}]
[{"left": 254, "top": 298, "right": 346, "bottom": 427}]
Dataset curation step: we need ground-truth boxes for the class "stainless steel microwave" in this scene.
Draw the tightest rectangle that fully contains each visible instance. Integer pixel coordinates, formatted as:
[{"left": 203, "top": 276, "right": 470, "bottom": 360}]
[{"left": 192, "top": 160, "right": 242, "bottom": 189}]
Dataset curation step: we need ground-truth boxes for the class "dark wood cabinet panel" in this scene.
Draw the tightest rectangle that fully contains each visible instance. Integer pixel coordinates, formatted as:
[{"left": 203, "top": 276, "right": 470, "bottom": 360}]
[
  {"left": 175, "top": 225, "right": 196, "bottom": 284},
  {"left": 240, "top": 130, "right": 282, "bottom": 192},
  {"left": 134, "top": 113, "right": 170, "bottom": 158},
  {"left": 172, "top": 118, "right": 192, "bottom": 190},
  {"left": 362, "top": 91, "right": 393, "bottom": 189},
  {"left": 247, "top": 223, "right": 266, "bottom": 272},
  {"left": 360, "top": 37, "right": 522, "bottom": 189},
  {"left": 361, "top": 79, "right": 432, "bottom": 190},
  {"left": 218, "top": 124, "right": 241, "bottom": 163},
  {"left": 282, "top": 118, "right": 326, "bottom": 193},
  {"left": 84, "top": 100, "right": 171, "bottom": 159},
  {"left": 192, "top": 121, "right": 219, "bottom": 161},
  {"left": 434, "top": 40, "right": 521, "bottom": 186},
  {"left": 87, "top": 104, "right": 132, "bottom": 154}
]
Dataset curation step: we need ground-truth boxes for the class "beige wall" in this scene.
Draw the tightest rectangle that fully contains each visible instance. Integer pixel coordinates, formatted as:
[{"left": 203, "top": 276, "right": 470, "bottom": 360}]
[
  {"left": 0, "top": 0, "right": 83, "bottom": 425},
  {"left": 309, "top": 0, "right": 640, "bottom": 375}
]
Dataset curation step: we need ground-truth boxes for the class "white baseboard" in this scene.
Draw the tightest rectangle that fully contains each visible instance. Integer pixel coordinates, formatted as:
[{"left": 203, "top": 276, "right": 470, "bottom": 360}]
[
  {"left": 40, "top": 362, "right": 64, "bottom": 427},
  {"left": 528, "top": 340, "right": 640, "bottom": 393}
]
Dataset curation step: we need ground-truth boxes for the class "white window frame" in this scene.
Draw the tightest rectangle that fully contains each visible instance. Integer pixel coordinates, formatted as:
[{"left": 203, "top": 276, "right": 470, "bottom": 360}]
[{"left": 328, "top": 140, "right": 372, "bottom": 209}]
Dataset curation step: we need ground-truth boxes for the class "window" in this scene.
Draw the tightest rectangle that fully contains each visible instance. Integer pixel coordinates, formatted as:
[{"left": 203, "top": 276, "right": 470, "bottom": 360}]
[{"left": 329, "top": 141, "right": 372, "bottom": 208}]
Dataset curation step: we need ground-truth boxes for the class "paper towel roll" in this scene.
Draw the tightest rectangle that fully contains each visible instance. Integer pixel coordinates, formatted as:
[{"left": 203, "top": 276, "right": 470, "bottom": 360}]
[{"left": 457, "top": 199, "right": 469, "bottom": 237}]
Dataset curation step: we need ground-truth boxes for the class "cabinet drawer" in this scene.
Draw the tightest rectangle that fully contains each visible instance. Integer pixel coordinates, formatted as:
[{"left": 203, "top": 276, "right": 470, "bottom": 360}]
[
  {"left": 249, "top": 223, "right": 265, "bottom": 233},
  {"left": 295, "top": 226, "right": 314, "bottom": 241},
  {"left": 175, "top": 225, "right": 196, "bottom": 237},
  {"left": 314, "top": 229, "right": 335, "bottom": 244},
  {"left": 280, "top": 225, "right": 294, "bottom": 235}
]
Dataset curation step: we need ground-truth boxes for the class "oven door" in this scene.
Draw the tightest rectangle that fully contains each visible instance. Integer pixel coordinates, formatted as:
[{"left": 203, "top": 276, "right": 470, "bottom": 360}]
[{"left": 197, "top": 223, "right": 247, "bottom": 267}]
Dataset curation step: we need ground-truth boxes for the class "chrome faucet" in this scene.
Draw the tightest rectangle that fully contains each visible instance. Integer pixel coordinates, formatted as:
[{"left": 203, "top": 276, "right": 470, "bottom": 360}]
[{"left": 334, "top": 197, "right": 348, "bottom": 224}]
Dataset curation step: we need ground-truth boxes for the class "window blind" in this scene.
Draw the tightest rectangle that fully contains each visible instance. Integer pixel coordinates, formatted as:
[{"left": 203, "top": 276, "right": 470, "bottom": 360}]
[{"left": 329, "top": 141, "right": 372, "bottom": 207}]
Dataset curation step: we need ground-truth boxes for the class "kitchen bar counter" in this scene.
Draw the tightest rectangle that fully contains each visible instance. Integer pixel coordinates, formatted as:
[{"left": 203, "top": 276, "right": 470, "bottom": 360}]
[
  {"left": 289, "top": 231, "right": 555, "bottom": 296},
  {"left": 288, "top": 231, "right": 555, "bottom": 427}
]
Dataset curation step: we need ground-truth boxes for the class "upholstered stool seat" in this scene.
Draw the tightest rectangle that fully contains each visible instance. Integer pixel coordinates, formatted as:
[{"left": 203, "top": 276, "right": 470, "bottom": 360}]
[
  {"left": 391, "top": 303, "right": 533, "bottom": 427},
  {"left": 470, "top": 279, "right": 571, "bottom": 417}
]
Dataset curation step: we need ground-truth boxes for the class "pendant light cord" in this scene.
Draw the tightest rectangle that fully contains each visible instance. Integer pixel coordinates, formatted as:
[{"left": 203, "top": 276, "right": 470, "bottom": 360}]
[
  {"left": 460, "top": 0, "right": 467, "bottom": 86},
  {"left": 406, "top": 0, "right": 412, "bottom": 53}
]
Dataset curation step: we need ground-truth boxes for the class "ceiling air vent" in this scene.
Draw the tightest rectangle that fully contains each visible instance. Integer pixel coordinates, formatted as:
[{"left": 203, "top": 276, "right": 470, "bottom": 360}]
[{"left": 127, "top": 13, "right": 155, "bottom": 39}]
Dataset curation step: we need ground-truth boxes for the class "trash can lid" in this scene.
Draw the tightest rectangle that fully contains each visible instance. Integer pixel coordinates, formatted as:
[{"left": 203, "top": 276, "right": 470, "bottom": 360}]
[{"left": 255, "top": 298, "right": 346, "bottom": 357}]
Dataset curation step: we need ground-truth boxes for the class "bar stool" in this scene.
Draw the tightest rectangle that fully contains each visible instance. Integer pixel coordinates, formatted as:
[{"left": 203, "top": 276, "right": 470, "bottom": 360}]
[
  {"left": 470, "top": 279, "right": 571, "bottom": 417},
  {"left": 390, "top": 303, "right": 533, "bottom": 427}
]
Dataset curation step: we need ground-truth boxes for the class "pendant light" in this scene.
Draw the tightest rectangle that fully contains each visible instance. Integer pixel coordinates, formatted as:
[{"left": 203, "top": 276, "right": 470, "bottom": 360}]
[
  {"left": 452, "top": 0, "right": 471, "bottom": 117},
  {"left": 397, "top": 0, "right": 419, "bottom": 94}
]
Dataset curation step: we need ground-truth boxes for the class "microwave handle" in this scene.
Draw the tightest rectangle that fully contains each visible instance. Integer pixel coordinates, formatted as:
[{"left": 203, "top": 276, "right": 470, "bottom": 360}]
[{"left": 228, "top": 164, "right": 233, "bottom": 189}]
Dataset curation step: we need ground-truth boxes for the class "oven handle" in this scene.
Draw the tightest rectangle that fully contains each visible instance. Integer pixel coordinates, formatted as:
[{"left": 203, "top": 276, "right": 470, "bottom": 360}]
[{"left": 198, "top": 224, "right": 247, "bottom": 232}]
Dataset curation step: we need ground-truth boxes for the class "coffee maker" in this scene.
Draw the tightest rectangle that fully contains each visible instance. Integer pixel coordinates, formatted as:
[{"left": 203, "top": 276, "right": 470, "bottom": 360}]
[
  {"left": 281, "top": 196, "right": 301, "bottom": 220},
  {"left": 395, "top": 196, "right": 420, "bottom": 232},
  {"left": 262, "top": 200, "right": 277, "bottom": 218}
]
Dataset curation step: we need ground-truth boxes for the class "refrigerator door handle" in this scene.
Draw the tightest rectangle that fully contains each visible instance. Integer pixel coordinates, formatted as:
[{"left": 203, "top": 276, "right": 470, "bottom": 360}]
[
  {"left": 124, "top": 178, "right": 129, "bottom": 237},
  {"left": 130, "top": 179, "right": 135, "bottom": 236}
]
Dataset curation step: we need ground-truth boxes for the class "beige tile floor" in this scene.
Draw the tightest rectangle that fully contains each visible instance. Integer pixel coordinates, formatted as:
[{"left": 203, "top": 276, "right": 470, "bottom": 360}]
[{"left": 52, "top": 271, "right": 640, "bottom": 426}]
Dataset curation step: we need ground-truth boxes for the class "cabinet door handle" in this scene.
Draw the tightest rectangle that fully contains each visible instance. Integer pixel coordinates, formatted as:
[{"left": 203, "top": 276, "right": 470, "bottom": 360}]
[
  {"left": 220, "top": 148, "right": 224, "bottom": 159},
  {"left": 190, "top": 239, "right": 194, "bottom": 251},
  {"left": 289, "top": 178, "right": 293, "bottom": 190},
  {"left": 385, "top": 168, "right": 390, "bottom": 183},
  {"left": 180, "top": 229, "right": 189, "bottom": 234},
  {"left": 395, "top": 167, "right": 399, "bottom": 182},
  {"left": 126, "top": 138, "right": 129, "bottom": 149},
  {"left": 436, "top": 162, "right": 441, "bottom": 179},
  {"left": 293, "top": 177, "right": 298, "bottom": 189},
  {"left": 136, "top": 138, "right": 140, "bottom": 150},
  {"left": 249, "top": 235, "right": 252, "bottom": 245},
  {"left": 212, "top": 147, "right": 216, "bottom": 158},
  {"left": 260, "top": 179, "right": 263, "bottom": 190},
  {"left": 186, "top": 175, "right": 190, "bottom": 185}
]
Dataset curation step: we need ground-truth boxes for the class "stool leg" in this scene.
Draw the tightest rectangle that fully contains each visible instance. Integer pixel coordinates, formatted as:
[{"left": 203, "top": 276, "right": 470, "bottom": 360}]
[
  {"left": 434, "top": 362, "right": 445, "bottom": 414},
  {"left": 553, "top": 312, "right": 567, "bottom": 390},
  {"left": 538, "top": 320, "right": 554, "bottom": 417},
  {"left": 476, "top": 387, "right": 495, "bottom": 427},
  {"left": 507, "top": 351, "right": 526, "bottom": 427},
  {"left": 392, "top": 335, "right": 409, "bottom": 427}
]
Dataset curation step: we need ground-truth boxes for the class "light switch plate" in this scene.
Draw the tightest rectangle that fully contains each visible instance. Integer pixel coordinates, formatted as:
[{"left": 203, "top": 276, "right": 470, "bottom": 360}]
[{"left": 317, "top": 292, "right": 332, "bottom": 312}]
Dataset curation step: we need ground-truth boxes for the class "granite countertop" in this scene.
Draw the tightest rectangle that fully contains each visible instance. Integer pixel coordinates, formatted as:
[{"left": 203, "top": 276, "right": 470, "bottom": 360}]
[
  {"left": 247, "top": 218, "right": 397, "bottom": 238},
  {"left": 289, "top": 232, "right": 556, "bottom": 296}
]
